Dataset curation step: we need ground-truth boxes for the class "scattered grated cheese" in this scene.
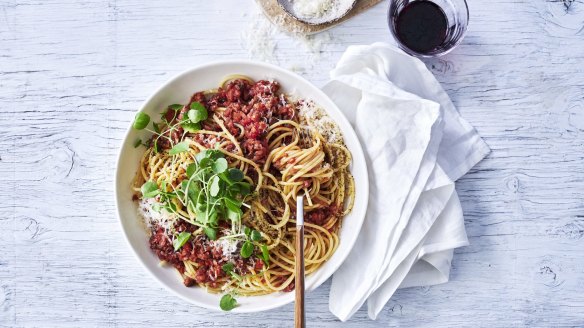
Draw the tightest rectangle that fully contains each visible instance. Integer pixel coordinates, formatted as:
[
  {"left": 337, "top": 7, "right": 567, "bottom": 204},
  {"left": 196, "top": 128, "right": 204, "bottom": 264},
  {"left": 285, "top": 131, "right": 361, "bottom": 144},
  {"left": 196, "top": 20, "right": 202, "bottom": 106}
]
[
  {"left": 297, "top": 100, "right": 343, "bottom": 144},
  {"left": 240, "top": 8, "right": 337, "bottom": 69},
  {"left": 138, "top": 198, "right": 178, "bottom": 234},
  {"left": 241, "top": 13, "right": 277, "bottom": 63},
  {"left": 213, "top": 237, "right": 240, "bottom": 259}
]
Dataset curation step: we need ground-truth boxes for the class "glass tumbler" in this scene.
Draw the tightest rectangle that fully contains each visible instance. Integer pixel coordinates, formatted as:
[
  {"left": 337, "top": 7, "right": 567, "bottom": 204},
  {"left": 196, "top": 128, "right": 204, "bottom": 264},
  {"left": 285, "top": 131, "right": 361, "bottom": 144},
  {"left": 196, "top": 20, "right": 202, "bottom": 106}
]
[{"left": 388, "top": 0, "right": 469, "bottom": 57}]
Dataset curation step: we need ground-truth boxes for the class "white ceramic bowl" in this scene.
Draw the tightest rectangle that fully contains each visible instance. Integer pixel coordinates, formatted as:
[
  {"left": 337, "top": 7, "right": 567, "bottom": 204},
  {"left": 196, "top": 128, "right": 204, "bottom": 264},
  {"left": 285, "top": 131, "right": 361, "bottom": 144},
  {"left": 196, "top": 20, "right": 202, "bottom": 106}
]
[{"left": 115, "top": 61, "right": 369, "bottom": 312}]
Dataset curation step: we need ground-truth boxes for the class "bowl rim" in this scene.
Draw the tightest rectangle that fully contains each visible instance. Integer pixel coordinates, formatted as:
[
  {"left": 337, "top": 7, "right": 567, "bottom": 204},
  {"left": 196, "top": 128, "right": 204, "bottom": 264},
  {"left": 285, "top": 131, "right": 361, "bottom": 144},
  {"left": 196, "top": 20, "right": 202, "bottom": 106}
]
[{"left": 114, "top": 59, "right": 369, "bottom": 312}]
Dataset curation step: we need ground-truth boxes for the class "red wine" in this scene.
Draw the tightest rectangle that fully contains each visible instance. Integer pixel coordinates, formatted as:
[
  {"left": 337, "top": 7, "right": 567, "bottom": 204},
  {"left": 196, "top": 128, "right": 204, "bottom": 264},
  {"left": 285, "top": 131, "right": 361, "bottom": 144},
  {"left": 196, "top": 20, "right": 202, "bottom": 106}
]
[{"left": 394, "top": 1, "right": 448, "bottom": 54}]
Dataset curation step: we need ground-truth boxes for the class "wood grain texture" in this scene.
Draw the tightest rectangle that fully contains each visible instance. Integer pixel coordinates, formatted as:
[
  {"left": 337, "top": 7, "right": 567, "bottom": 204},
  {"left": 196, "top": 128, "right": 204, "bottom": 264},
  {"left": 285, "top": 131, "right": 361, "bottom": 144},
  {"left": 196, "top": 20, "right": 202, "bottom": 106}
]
[{"left": 1, "top": 0, "right": 583, "bottom": 327}]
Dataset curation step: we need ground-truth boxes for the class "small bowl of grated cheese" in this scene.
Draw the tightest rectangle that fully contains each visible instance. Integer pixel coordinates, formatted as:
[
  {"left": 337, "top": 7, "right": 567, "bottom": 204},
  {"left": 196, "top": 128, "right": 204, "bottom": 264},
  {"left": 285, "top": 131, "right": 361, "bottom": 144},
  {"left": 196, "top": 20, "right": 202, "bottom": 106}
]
[{"left": 277, "top": 0, "right": 357, "bottom": 25}]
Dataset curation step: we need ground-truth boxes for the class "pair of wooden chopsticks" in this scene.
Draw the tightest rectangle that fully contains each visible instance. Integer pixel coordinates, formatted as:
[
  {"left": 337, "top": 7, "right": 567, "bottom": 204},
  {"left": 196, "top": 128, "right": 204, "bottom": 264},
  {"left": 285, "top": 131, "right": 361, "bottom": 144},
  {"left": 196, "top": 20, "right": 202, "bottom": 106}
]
[{"left": 295, "top": 195, "right": 305, "bottom": 328}]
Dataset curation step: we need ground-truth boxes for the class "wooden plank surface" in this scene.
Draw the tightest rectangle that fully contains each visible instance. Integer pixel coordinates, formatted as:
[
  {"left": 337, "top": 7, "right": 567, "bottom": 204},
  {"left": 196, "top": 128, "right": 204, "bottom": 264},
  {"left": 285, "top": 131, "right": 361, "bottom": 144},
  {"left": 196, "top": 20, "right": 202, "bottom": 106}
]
[{"left": 1, "top": 0, "right": 583, "bottom": 327}]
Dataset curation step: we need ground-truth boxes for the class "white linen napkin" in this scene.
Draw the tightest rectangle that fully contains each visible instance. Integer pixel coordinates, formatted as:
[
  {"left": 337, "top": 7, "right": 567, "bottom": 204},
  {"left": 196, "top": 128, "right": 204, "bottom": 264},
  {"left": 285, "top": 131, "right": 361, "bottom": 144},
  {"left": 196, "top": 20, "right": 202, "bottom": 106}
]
[{"left": 322, "top": 43, "right": 490, "bottom": 321}]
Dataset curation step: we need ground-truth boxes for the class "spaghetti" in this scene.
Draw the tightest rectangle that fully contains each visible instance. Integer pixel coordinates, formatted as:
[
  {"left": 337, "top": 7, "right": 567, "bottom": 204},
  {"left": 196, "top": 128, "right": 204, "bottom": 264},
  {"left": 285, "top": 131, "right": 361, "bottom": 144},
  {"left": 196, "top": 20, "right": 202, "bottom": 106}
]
[{"left": 133, "top": 76, "right": 354, "bottom": 306}]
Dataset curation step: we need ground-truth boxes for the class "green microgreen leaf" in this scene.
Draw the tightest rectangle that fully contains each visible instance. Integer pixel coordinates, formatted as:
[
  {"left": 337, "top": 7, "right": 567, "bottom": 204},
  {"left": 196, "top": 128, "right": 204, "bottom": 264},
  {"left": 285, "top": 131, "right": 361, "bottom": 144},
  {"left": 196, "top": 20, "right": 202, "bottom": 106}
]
[
  {"left": 133, "top": 112, "right": 150, "bottom": 130},
  {"left": 236, "top": 182, "right": 252, "bottom": 196},
  {"left": 190, "top": 101, "right": 207, "bottom": 112},
  {"left": 250, "top": 230, "right": 262, "bottom": 242},
  {"left": 133, "top": 138, "right": 142, "bottom": 148},
  {"left": 173, "top": 232, "right": 191, "bottom": 251},
  {"left": 228, "top": 168, "right": 244, "bottom": 182},
  {"left": 141, "top": 181, "right": 159, "bottom": 198},
  {"left": 195, "top": 149, "right": 224, "bottom": 162},
  {"left": 199, "top": 157, "right": 211, "bottom": 168},
  {"left": 181, "top": 180, "right": 199, "bottom": 203},
  {"left": 224, "top": 197, "right": 242, "bottom": 212},
  {"left": 210, "top": 176, "right": 221, "bottom": 197},
  {"left": 218, "top": 172, "right": 232, "bottom": 184},
  {"left": 166, "top": 201, "right": 177, "bottom": 212},
  {"left": 188, "top": 109, "right": 207, "bottom": 123},
  {"left": 260, "top": 244, "right": 269, "bottom": 266},
  {"left": 181, "top": 120, "right": 201, "bottom": 133},
  {"left": 153, "top": 138, "right": 159, "bottom": 154},
  {"left": 244, "top": 227, "right": 251, "bottom": 237},
  {"left": 222, "top": 262, "right": 235, "bottom": 273},
  {"left": 152, "top": 122, "right": 161, "bottom": 134},
  {"left": 220, "top": 294, "right": 237, "bottom": 311},
  {"left": 195, "top": 151, "right": 206, "bottom": 163},
  {"left": 189, "top": 101, "right": 206, "bottom": 111},
  {"left": 212, "top": 158, "right": 228, "bottom": 174},
  {"left": 152, "top": 203, "right": 161, "bottom": 213},
  {"left": 186, "top": 163, "right": 197, "bottom": 178},
  {"left": 196, "top": 209, "right": 207, "bottom": 224},
  {"left": 169, "top": 141, "right": 190, "bottom": 155},
  {"left": 188, "top": 101, "right": 208, "bottom": 121},
  {"left": 208, "top": 150, "right": 224, "bottom": 160},
  {"left": 204, "top": 227, "right": 217, "bottom": 240},
  {"left": 208, "top": 208, "right": 218, "bottom": 225},
  {"left": 240, "top": 241, "right": 254, "bottom": 259},
  {"left": 196, "top": 202, "right": 206, "bottom": 212},
  {"left": 195, "top": 149, "right": 223, "bottom": 163},
  {"left": 226, "top": 208, "right": 242, "bottom": 222}
]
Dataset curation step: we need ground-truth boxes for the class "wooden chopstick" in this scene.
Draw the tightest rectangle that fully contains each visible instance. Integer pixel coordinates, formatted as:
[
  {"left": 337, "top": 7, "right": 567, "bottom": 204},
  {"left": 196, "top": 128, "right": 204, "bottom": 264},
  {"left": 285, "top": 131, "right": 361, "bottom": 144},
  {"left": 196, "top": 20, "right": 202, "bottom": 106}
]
[{"left": 295, "top": 195, "right": 305, "bottom": 328}]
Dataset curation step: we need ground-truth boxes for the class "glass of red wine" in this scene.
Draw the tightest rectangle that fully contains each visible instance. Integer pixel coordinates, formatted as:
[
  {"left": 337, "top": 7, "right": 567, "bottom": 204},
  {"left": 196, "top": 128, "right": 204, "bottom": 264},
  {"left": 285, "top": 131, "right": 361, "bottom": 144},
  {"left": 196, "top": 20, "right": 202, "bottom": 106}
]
[{"left": 388, "top": 0, "right": 469, "bottom": 57}]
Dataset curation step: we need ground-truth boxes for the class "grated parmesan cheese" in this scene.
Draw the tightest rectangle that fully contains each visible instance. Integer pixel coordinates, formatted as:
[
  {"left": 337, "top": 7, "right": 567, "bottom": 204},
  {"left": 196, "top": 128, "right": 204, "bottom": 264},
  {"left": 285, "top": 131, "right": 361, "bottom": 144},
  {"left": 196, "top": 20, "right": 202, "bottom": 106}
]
[
  {"left": 213, "top": 237, "right": 240, "bottom": 259},
  {"left": 241, "top": 13, "right": 277, "bottom": 63},
  {"left": 138, "top": 198, "right": 178, "bottom": 234},
  {"left": 297, "top": 100, "right": 343, "bottom": 144},
  {"left": 240, "top": 8, "right": 337, "bottom": 68},
  {"left": 292, "top": 0, "right": 338, "bottom": 19}
]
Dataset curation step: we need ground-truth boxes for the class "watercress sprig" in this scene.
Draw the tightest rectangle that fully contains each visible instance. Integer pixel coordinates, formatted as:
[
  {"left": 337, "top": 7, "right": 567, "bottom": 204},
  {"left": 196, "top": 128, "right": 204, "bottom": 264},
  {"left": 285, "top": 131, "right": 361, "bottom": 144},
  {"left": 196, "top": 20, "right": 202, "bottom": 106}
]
[
  {"left": 131, "top": 102, "right": 208, "bottom": 153},
  {"left": 139, "top": 149, "right": 252, "bottom": 243}
]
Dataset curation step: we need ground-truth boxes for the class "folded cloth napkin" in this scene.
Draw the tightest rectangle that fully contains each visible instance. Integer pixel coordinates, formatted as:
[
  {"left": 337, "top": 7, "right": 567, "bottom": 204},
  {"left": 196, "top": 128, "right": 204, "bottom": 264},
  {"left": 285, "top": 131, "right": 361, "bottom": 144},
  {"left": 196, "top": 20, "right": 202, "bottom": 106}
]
[{"left": 322, "top": 43, "right": 490, "bottom": 321}]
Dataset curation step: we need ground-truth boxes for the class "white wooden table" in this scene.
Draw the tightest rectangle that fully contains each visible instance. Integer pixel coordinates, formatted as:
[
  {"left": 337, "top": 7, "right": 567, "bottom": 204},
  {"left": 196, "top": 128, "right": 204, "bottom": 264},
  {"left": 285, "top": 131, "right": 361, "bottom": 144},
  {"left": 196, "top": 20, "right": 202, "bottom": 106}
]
[{"left": 1, "top": 0, "right": 583, "bottom": 327}]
